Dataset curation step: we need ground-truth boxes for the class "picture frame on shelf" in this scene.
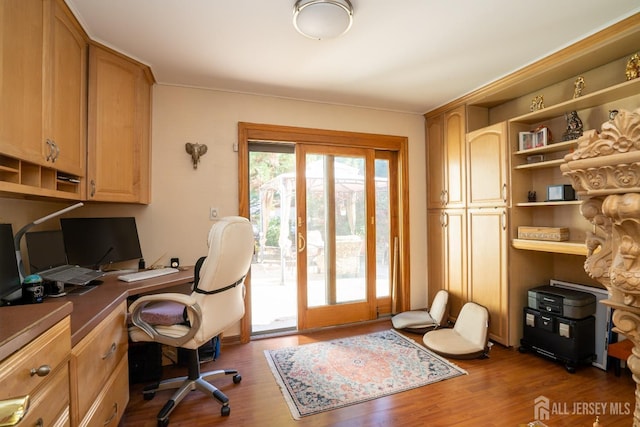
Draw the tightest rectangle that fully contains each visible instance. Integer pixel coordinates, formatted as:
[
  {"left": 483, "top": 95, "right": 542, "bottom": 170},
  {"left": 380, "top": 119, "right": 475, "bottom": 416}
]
[
  {"left": 534, "top": 127, "right": 549, "bottom": 148},
  {"left": 519, "top": 131, "right": 534, "bottom": 151}
]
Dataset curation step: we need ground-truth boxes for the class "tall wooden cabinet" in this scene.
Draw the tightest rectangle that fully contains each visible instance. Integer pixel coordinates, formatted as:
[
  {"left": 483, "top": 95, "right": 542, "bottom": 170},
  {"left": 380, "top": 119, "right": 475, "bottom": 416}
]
[
  {"left": 426, "top": 106, "right": 468, "bottom": 313},
  {"left": 87, "top": 45, "right": 152, "bottom": 204}
]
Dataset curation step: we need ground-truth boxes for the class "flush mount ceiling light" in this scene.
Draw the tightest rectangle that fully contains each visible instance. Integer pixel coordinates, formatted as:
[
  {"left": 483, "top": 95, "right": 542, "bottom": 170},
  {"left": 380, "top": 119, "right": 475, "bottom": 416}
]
[{"left": 293, "top": 0, "right": 353, "bottom": 40}]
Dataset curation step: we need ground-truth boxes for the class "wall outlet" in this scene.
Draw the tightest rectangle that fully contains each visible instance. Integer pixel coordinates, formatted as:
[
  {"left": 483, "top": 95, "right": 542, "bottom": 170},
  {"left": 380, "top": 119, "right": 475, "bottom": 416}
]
[{"left": 209, "top": 207, "right": 219, "bottom": 220}]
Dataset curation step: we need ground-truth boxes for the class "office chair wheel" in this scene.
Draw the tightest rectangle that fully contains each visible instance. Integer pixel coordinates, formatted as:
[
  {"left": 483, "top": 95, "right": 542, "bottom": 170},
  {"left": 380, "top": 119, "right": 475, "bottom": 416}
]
[
  {"left": 233, "top": 374, "right": 242, "bottom": 384},
  {"left": 221, "top": 405, "right": 231, "bottom": 416}
]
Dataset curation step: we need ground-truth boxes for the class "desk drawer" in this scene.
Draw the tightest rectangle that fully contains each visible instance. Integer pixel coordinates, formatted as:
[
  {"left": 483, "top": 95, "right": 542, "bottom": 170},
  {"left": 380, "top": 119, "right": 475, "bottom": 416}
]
[
  {"left": 71, "top": 301, "right": 128, "bottom": 421},
  {"left": 0, "top": 316, "right": 71, "bottom": 400},
  {"left": 79, "top": 356, "right": 129, "bottom": 427},
  {"left": 22, "top": 362, "right": 70, "bottom": 427}
]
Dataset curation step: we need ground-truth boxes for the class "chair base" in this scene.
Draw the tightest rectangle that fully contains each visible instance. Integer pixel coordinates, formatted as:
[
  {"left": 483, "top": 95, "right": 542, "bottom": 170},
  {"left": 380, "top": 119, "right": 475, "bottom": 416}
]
[{"left": 142, "top": 349, "right": 241, "bottom": 426}]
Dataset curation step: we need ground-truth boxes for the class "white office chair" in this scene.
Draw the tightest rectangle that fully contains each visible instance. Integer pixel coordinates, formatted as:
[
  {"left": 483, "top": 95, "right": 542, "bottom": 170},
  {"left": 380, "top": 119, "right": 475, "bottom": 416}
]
[
  {"left": 391, "top": 289, "right": 449, "bottom": 333},
  {"left": 128, "top": 216, "right": 254, "bottom": 426}
]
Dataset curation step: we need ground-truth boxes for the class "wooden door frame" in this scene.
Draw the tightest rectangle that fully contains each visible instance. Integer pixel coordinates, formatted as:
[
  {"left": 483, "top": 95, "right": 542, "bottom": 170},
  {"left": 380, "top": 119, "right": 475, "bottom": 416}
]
[{"left": 237, "top": 122, "right": 411, "bottom": 343}]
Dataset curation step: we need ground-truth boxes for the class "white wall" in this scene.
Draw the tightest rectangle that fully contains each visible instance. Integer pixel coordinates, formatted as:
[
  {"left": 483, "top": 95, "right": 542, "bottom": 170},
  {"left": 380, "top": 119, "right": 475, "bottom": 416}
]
[{"left": 2, "top": 84, "right": 428, "bottom": 317}]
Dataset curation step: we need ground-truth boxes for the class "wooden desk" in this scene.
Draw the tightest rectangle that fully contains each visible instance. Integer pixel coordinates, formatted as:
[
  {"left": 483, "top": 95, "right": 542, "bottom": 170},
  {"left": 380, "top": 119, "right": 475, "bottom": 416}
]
[
  {"left": 60, "top": 267, "right": 194, "bottom": 346},
  {"left": 0, "top": 267, "right": 194, "bottom": 427}
]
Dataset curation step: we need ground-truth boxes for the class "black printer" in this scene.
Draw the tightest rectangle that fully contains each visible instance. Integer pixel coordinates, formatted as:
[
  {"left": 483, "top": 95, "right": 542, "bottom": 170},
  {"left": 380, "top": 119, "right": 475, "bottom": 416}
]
[
  {"left": 527, "top": 285, "right": 596, "bottom": 319},
  {"left": 520, "top": 285, "right": 596, "bottom": 372}
]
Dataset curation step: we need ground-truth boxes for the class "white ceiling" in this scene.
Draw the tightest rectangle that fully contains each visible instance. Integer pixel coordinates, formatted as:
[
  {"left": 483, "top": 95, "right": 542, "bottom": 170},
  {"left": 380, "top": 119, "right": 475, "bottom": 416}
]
[{"left": 65, "top": 0, "right": 640, "bottom": 114}]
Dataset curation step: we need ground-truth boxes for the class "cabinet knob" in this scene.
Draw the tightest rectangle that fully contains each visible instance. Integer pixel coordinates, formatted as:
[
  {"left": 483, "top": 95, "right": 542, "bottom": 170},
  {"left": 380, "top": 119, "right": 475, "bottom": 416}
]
[
  {"left": 29, "top": 365, "right": 51, "bottom": 377},
  {"left": 90, "top": 180, "right": 96, "bottom": 197}
]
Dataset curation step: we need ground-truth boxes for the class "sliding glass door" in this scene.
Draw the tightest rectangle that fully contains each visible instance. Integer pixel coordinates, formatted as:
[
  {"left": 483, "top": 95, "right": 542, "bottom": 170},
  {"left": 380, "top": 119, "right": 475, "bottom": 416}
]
[{"left": 296, "top": 145, "right": 376, "bottom": 329}]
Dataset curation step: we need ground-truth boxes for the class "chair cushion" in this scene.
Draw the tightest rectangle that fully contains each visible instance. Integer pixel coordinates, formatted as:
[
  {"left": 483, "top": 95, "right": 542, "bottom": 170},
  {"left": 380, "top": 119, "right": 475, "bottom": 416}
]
[
  {"left": 391, "top": 310, "right": 436, "bottom": 330},
  {"left": 139, "top": 301, "right": 187, "bottom": 326},
  {"left": 422, "top": 328, "right": 486, "bottom": 359}
]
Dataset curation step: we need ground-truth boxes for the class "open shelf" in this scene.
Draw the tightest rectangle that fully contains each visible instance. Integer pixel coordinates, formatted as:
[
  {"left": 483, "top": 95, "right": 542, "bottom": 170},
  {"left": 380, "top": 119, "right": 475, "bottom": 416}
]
[
  {"left": 516, "top": 200, "right": 582, "bottom": 207},
  {"left": 512, "top": 238, "right": 588, "bottom": 256},
  {"left": 0, "top": 154, "right": 82, "bottom": 200},
  {"left": 514, "top": 158, "right": 565, "bottom": 170},
  {"left": 509, "top": 78, "right": 640, "bottom": 125},
  {"left": 514, "top": 139, "right": 578, "bottom": 156}
]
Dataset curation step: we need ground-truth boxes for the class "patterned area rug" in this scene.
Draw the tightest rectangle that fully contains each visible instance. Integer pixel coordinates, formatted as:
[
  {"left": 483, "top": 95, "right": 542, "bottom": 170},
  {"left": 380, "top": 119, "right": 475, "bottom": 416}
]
[{"left": 264, "top": 329, "right": 467, "bottom": 419}]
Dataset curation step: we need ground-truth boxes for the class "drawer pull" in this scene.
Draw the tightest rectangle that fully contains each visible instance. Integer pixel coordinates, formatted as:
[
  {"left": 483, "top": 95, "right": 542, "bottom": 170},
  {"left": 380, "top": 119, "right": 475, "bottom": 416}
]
[
  {"left": 29, "top": 365, "right": 51, "bottom": 377},
  {"left": 0, "top": 395, "right": 30, "bottom": 426},
  {"left": 103, "top": 403, "right": 118, "bottom": 426},
  {"left": 102, "top": 342, "right": 117, "bottom": 360}
]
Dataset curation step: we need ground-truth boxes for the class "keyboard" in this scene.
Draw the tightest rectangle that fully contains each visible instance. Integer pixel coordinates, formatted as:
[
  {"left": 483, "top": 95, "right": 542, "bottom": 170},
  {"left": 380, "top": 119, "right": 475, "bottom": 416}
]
[{"left": 117, "top": 267, "right": 180, "bottom": 282}]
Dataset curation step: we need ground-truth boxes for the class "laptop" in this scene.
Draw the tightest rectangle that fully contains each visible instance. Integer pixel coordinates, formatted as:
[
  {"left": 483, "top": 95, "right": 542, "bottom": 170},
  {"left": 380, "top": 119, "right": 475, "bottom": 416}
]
[{"left": 25, "top": 230, "right": 105, "bottom": 286}]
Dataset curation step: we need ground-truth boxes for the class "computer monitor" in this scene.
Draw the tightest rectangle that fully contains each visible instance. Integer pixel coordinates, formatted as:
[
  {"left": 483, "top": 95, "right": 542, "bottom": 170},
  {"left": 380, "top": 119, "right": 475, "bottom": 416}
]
[
  {"left": 60, "top": 217, "right": 143, "bottom": 269},
  {"left": 0, "top": 224, "right": 22, "bottom": 304},
  {"left": 25, "top": 230, "right": 68, "bottom": 274}
]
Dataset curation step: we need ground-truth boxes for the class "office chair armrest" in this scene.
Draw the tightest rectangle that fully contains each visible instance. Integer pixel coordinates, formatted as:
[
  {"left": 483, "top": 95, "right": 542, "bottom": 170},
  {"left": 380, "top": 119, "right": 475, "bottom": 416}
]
[{"left": 129, "top": 293, "right": 202, "bottom": 347}]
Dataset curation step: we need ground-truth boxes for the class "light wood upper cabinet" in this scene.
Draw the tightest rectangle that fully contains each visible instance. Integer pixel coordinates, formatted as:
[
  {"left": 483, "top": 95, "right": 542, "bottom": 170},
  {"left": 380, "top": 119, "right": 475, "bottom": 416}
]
[
  {"left": 87, "top": 44, "right": 152, "bottom": 204},
  {"left": 466, "top": 122, "right": 508, "bottom": 208},
  {"left": 0, "top": 0, "right": 86, "bottom": 175},
  {"left": 44, "top": 0, "right": 87, "bottom": 176},
  {"left": 0, "top": 0, "right": 46, "bottom": 163},
  {"left": 426, "top": 106, "right": 466, "bottom": 209}
]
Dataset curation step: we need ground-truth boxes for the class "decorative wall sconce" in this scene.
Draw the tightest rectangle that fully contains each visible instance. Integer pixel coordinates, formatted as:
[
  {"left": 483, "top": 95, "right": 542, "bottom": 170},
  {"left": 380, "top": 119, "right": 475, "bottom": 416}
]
[{"left": 185, "top": 142, "right": 208, "bottom": 169}]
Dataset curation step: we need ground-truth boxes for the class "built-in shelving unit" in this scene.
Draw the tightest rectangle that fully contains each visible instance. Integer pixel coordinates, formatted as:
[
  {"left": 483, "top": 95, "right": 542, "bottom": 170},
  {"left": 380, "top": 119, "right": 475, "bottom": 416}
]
[
  {"left": 506, "top": 78, "right": 639, "bottom": 256},
  {"left": 0, "top": 154, "right": 81, "bottom": 200}
]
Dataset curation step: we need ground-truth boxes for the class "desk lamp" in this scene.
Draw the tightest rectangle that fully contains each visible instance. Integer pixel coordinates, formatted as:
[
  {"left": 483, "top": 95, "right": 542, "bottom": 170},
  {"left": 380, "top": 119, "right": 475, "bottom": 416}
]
[{"left": 14, "top": 202, "right": 84, "bottom": 281}]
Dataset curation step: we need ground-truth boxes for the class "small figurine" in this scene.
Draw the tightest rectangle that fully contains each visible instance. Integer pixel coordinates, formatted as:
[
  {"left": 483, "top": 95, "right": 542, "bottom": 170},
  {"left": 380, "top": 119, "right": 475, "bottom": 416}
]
[
  {"left": 530, "top": 95, "right": 545, "bottom": 112},
  {"left": 573, "top": 76, "right": 585, "bottom": 98},
  {"left": 528, "top": 191, "right": 537, "bottom": 202},
  {"left": 626, "top": 53, "right": 639, "bottom": 81},
  {"left": 562, "top": 110, "right": 583, "bottom": 141}
]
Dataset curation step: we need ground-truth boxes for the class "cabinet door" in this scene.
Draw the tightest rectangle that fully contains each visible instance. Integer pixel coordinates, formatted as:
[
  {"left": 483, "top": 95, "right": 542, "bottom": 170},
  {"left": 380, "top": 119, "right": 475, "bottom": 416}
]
[
  {"left": 87, "top": 45, "right": 151, "bottom": 203},
  {"left": 44, "top": 0, "right": 87, "bottom": 176},
  {"left": 467, "top": 208, "right": 508, "bottom": 345},
  {"left": 466, "top": 122, "right": 508, "bottom": 207},
  {"left": 426, "top": 115, "right": 445, "bottom": 209},
  {"left": 427, "top": 209, "right": 467, "bottom": 320},
  {"left": 443, "top": 106, "right": 466, "bottom": 208},
  {"left": 0, "top": 0, "right": 46, "bottom": 163}
]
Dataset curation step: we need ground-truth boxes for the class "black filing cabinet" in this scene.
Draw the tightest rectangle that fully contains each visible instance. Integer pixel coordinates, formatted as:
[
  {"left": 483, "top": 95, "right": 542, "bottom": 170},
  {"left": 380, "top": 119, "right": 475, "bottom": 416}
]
[{"left": 520, "top": 285, "right": 596, "bottom": 373}]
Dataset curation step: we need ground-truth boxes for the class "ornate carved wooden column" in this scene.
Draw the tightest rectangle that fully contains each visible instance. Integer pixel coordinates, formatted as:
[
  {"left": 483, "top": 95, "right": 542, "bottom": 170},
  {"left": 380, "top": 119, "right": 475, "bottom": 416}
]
[{"left": 561, "top": 108, "right": 640, "bottom": 426}]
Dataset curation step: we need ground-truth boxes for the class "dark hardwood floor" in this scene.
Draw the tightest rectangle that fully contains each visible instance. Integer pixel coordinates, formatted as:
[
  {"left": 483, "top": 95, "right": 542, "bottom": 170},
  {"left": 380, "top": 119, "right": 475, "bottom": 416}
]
[{"left": 120, "top": 320, "right": 635, "bottom": 427}]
